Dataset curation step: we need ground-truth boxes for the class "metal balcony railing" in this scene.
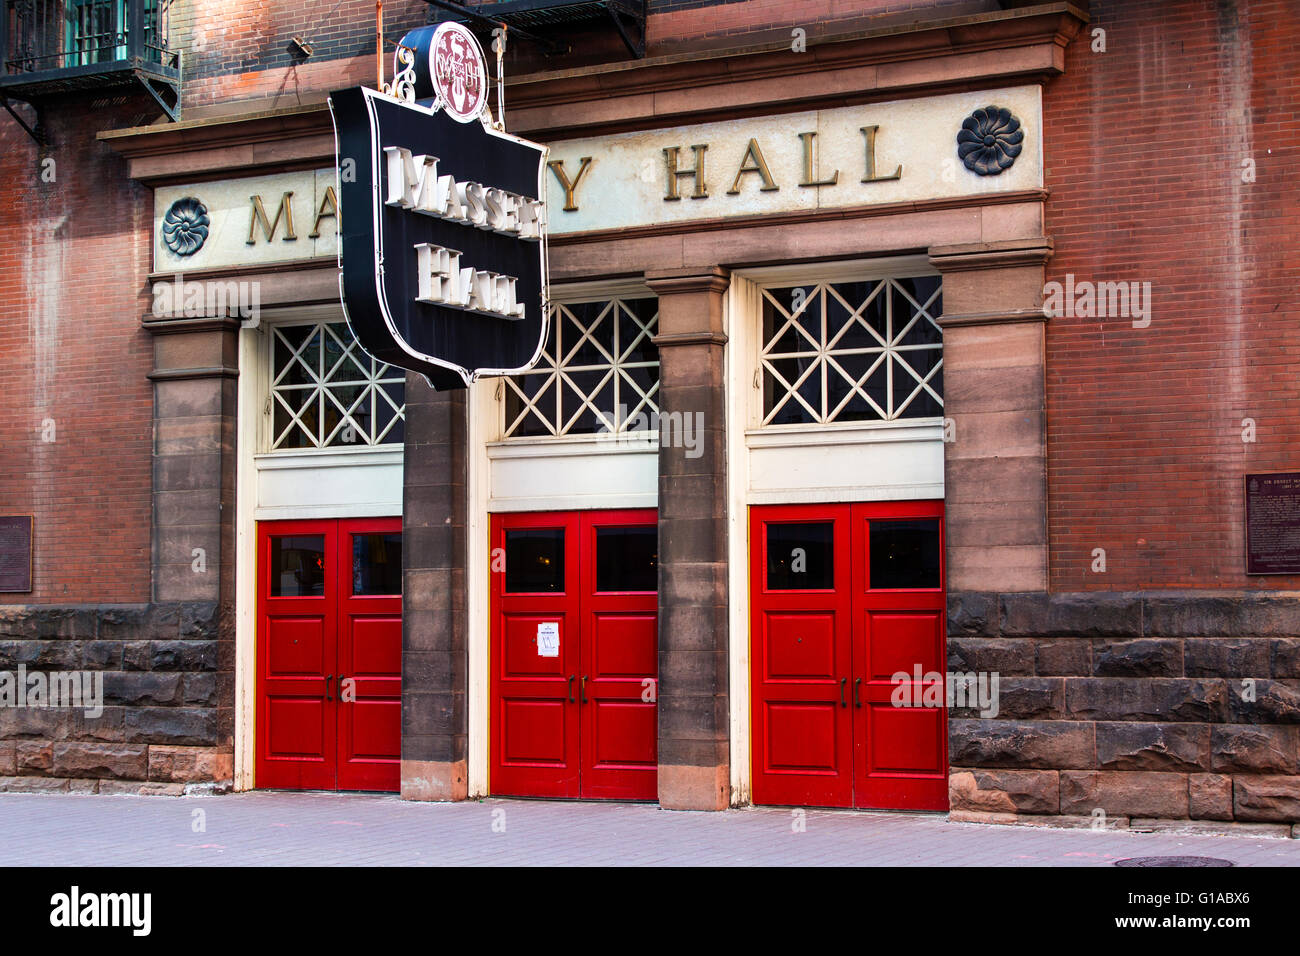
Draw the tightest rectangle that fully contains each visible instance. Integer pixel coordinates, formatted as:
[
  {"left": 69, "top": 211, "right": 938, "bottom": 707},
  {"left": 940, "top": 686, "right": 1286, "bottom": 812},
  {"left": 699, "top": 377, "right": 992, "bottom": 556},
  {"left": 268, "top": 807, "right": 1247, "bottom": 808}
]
[{"left": 1, "top": 0, "right": 180, "bottom": 118}]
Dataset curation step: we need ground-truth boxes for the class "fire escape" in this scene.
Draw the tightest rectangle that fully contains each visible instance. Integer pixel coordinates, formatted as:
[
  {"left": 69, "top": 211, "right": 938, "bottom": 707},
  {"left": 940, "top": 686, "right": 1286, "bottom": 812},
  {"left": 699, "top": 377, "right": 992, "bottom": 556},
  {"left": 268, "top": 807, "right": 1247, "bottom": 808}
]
[{"left": 1, "top": 0, "right": 181, "bottom": 142}]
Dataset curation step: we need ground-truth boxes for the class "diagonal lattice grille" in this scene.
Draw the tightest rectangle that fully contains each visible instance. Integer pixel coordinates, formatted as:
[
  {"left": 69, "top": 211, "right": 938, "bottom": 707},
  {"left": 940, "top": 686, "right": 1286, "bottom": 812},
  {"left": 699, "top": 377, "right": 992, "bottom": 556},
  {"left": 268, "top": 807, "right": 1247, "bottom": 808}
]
[
  {"left": 503, "top": 297, "right": 660, "bottom": 438},
  {"left": 270, "top": 321, "right": 406, "bottom": 450},
  {"left": 760, "top": 277, "right": 943, "bottom": 426}
]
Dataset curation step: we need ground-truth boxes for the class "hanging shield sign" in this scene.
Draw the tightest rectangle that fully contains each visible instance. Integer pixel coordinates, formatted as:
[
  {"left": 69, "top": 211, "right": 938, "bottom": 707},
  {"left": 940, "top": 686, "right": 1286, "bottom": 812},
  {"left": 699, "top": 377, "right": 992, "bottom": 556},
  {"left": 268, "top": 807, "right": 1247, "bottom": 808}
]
[{"left": 328, "top": 84, "right": 549, "bottom": 390}]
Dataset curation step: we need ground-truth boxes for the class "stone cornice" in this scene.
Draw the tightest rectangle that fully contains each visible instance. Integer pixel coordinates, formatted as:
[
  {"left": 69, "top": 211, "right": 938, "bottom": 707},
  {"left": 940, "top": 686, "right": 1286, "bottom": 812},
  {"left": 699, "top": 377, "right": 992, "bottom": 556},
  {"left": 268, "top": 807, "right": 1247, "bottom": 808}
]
[
  {"left": 937, "top": 308, "right": 1049, "bottom": 328},
  {"left": 510, "top": 4, "right": 1087, "bottom": 138},
  {"left": 98, "top": 4, "right": 1085, "bottom": 182},
  {"left": 147, "top": 366, "right": 241, "bottom": 381},
  {"left": 651, "top": 331, "right": 730, "bottom": 348},
  {"left": 929, "top": 237, "right": 1055, "bottom": 272},
  {"left": 141, "top": 315, "right": 243, "bottom": 335},
  {"left": 557, "top": 190, "right": 1049, "bottom": 248},
  {"left": 645, "top": 267, "right": 732, "bottom": 297}
]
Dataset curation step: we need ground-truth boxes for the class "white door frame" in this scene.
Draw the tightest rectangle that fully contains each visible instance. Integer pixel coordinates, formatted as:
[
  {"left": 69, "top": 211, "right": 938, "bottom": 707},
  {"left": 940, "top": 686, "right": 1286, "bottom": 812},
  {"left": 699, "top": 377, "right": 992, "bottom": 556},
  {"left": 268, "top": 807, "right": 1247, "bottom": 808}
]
[{"left": 232, "top": 304, "right": 405, "bottom": 791}]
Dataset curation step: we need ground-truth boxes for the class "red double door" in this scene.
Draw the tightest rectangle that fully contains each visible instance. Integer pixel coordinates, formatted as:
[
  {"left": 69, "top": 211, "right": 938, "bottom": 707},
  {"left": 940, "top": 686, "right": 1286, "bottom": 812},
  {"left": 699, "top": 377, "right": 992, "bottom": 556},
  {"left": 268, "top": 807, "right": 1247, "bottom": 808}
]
[
  {"left": 751, "top": 501, "right": 948, "bottom": 811},
  {"left": 490, "top": 509, "right": 658, "bottom": 800},
  {"left": 256, "top": 517, "right": 402, "bottom": 792}
]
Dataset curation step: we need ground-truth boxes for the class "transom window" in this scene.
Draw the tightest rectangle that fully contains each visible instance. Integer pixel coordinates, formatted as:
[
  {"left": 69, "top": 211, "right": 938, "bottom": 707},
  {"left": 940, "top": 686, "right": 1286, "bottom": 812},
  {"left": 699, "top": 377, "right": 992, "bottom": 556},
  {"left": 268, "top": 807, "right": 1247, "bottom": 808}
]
[
  {"left": 760, "top": 277, "right": 943, "bottom": 426},
  {"left": 503, "top": 297, "right": 659, "bottom": 438},
  {"left": 269, "top": 321, "right": 406, "bottom": 450}
]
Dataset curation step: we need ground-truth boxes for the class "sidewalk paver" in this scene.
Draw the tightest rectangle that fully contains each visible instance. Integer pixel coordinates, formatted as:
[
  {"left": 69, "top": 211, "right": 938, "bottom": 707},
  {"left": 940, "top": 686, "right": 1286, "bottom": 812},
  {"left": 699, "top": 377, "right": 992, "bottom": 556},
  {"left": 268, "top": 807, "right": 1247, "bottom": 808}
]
[{"left": 1, "top": 792, "right": 1296, "bottom": 866}]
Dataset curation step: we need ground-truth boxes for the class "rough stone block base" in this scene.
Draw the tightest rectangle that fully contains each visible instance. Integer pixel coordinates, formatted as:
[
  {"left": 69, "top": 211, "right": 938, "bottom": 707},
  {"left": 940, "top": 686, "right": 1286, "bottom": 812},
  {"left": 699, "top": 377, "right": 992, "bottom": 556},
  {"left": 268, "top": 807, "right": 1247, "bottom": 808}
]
[
  {"left": 1060, "top": 770, "right": 1190, "bottom": 819},
  {"left": 97, "top": 780, "right": 186, "bottom": 796},
  {"left": 1189, "top": 773, "right": 1233, "bottom": 820},
  {"left": 400, "top": 759, "right": 467, "bottom": 801},
  {"left": 949, "top": 769, "right": 1059, "bottom": 814},
  {"left": 949, "top": 809, "right": 1131, "bottom": 830},
  {"left": 658, "top": 763, "right": 729, "bottom": 810},
  {"left": 1128, "top": 818, "right": 1292, "bottom": 839},
  {"left": 147, "top": 745, "right": 233, "bottom": 784},
  {"left": 1234, "top": 775, "right": 1300, "bottom": 822},
  {"left": 0, "top": 776, "right": 189, "bottom": 796},
  {"left": 0, "top": 775, "right": 73, "bottom": 793}
]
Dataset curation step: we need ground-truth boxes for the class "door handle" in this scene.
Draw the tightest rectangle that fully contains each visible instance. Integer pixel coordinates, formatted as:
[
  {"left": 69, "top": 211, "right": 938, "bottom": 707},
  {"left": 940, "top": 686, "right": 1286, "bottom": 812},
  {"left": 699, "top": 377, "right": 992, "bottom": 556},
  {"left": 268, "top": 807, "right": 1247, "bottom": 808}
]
[
  {"left": 840, "top": 676, "right": 847, "bottom": 707},
  {"left": 567, "top": 675, "right": 575, "bottom": 703},
  {"left": 325, "top": 674, "right": 333, "bottom": 701},
  {"left": 854, "top": 677, "right": 862, "bottom": 708},
  {"left": 580, "top": 675, "right": 588, "bottom": 704}
]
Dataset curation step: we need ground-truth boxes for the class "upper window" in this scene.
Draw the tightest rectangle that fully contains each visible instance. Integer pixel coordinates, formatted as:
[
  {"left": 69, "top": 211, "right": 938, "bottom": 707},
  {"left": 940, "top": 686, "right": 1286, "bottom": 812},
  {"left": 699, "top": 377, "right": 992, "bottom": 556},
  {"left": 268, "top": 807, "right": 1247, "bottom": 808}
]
[
  {"left": 759, "top": 276, "right": 943, "bottom": 427},
  {"left": 269, "top": 321, "right": 406, "bottom": 450},
  {"left": 503, "top": 297, "right": 659, "bottom": 438},
  {"left": 64, "top": 0, "right": 161, "bottom": 66}
]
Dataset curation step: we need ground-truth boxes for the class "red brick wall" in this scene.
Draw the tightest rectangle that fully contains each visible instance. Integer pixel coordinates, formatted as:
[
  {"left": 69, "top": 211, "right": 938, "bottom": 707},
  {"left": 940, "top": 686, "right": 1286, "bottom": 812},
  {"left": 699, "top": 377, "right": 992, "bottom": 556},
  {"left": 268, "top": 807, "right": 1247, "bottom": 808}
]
[
  {"left": 0, "top": 96, "right": 155, "bottom": 605},
  {"left": 1043, "top": 0, "right": 1300, "bottom": 591},
  {"left": 173, "top": 0, "right": 430, "bottom": 112},
  {"left": 174, "top": 0, "right": 982, "bottom": 112},
  {"left": 648, "top": 0, "right": 983, "bottom": 48}
]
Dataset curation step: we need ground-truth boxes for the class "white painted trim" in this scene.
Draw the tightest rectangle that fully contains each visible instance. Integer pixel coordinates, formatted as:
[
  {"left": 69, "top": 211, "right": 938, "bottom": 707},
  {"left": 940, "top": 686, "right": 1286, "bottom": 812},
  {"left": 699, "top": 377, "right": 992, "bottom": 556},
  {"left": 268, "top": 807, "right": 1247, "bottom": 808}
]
[
  {"left": 725, "top": 260, "right": 948, "bottom": 806},
  {"left": 233, "top": 324, "right": 263, "bottom": 792},
  {"left": 746, "top": 483, "right": 945, "bottom": 505},
  {"left": 467, "top": 376, "right": 495, "bottom": 798},
  {"left": 734, "top": 255, "right": 936, "bottom": 288},
  {"left": 235, "top": 304, "right": 405, "bottom": 792},
  {"left": 469, "top": 278, "right": 661, "bottom": 795},
  {"left": 254, "top": 447, "right": 404, "bottom": 468},
  {"left": 745, "top": 420, "right": 943, "bottom": 447},
  {"left": 487, "top": 434, "right": 657, "bottom": 512},
  {"left": 253, "top": 302, "right": 344, "bottom": 329},
  {"left": 725, "top": 274, "right": 759, "bottom": 807},
  {"left": 486, "top": 433, "right": 658, "bottom": 457},
  {"left": 488, "top": 493, "right": 658, "bottom": 513},
  {"left": 549, "top": 276, "right": 654, "bottom": 302}
]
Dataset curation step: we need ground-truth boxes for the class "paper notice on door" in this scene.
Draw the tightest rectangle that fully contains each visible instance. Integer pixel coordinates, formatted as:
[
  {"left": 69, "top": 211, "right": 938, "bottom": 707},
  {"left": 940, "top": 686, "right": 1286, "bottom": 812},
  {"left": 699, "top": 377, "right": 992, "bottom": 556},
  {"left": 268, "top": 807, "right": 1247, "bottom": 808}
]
[{"left": 537, "top": 621, "right": 560, "bottom": 657}]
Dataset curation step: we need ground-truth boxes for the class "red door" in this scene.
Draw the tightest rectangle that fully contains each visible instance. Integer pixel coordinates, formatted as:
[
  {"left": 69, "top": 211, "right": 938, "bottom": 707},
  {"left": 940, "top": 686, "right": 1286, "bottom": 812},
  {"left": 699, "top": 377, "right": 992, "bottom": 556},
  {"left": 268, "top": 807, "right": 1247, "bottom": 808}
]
[
  {"left": 256, "top": 518, "right": 402, "bottom": 792},
  {"left": 748, "top": 505, "right": 855, "bottom": 807},
  {"left": 490, "top": 512, "right": 581, "bottom": 797},
  {"left": 751, "top": 501, "right": 947, "bottom": 811},
  {"left": 491, "top": 509, "right": 658, "bottom": 800},
  {"left": 578, "top": 511, "right": 659, "bottom": 800}
]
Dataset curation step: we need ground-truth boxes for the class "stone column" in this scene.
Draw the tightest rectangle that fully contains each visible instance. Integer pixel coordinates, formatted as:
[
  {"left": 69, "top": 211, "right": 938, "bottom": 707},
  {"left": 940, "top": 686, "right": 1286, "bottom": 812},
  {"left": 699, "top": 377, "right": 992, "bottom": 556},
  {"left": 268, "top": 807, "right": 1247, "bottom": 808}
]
[
  {"left": 399, "top": 376, "right": 469, "bottom": 800},
  {"left": 930, "top": 237, "right": 1055, "bottom": 818},
  {"left": 645, "top": 267, "right": 731, "bottom": 811},
  {"left": 929, "top": 238, "right": 1053, "bottom": 595},
  {"left": 144, "top": 312, "right": 239, "bottom": 777}
]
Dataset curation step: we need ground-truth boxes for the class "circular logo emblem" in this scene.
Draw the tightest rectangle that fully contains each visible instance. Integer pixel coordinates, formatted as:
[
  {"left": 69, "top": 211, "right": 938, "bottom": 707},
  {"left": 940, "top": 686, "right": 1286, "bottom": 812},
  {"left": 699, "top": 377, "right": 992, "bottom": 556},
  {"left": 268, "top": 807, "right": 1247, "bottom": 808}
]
[{"left": 430, "top": 22, "right": 488, "bottom": 123}]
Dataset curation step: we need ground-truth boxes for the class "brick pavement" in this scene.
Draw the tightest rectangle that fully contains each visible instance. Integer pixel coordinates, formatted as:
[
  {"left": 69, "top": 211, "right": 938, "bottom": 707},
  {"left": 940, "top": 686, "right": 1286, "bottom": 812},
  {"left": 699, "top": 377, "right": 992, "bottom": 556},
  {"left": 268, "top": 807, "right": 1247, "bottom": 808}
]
[{"left": 1, "top": 792, "right": 1298, "bottom": 866}]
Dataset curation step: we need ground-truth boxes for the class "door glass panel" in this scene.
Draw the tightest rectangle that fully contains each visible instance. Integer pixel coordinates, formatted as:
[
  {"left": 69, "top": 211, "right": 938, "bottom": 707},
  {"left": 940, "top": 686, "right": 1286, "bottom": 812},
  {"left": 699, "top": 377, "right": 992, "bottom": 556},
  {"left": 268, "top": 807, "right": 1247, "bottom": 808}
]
[
  {"left": 595, "top": 526, "right": 657, "bottom": 592},
  {"left": 766, "top": 522, "right": 834, "bottom": 590},
  {"left": 505, "top": 528, "right": 565, "bottom": 593},
  {"left": 869, "top": 519, "right": 941, "bottom": 589},
  {"left": 352, "top": 532, "right": 402, "bottom": 595},
  {"left": 270, "top": 535, "right": 326, "bottom": 596}
]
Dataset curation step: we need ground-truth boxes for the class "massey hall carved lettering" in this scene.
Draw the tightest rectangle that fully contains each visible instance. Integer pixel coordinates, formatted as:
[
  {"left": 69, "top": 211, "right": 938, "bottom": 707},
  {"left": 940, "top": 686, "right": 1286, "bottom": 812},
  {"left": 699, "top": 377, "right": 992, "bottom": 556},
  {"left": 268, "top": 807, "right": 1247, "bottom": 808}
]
[
  {"left": 546, "top": 124, "right": 902, "bottom": 210},
  {"left": 246, "top": 187, "right": 339, "bottom": 244}
]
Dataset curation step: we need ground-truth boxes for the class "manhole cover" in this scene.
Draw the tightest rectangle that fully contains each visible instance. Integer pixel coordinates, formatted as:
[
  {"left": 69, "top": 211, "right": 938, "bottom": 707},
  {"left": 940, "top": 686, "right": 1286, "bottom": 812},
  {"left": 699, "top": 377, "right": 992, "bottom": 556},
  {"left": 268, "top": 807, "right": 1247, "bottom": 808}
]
[{"left": 1114, "top": 856, "right": 1234, "bottom": 867}]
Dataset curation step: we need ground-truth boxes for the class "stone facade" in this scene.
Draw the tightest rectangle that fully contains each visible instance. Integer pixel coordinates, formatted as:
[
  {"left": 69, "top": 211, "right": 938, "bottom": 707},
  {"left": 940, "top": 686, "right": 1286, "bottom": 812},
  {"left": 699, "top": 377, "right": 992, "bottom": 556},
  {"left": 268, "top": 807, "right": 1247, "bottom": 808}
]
[
  {"left": 2, "top": 0, "right": 1298, "bottom": 832},
  {"left": 0, "top": 603, "right": 233, "bottom": 794},
  {"left": 947, "top": 592, "right": 1300, "bottom": 827}
]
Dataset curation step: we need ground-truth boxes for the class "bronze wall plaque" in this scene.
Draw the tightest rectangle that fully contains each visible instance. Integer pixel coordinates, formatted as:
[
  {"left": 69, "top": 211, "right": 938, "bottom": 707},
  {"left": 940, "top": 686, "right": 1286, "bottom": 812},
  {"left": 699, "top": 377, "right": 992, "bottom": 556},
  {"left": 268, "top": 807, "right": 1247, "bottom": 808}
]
[
  {"left": 1245, "top": 473, "right": 1300, "bottom": 574},
  {"left": 0, "top": 515, "right": 33, "bottom": 592}
]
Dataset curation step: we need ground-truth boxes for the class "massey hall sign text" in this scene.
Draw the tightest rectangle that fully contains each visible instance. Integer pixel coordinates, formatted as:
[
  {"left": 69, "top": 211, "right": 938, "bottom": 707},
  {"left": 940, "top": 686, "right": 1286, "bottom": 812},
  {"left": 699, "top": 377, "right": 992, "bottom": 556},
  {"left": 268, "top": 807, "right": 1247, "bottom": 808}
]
[{"left": 383, "top": 145, "right": 544, "bottom": 321}]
